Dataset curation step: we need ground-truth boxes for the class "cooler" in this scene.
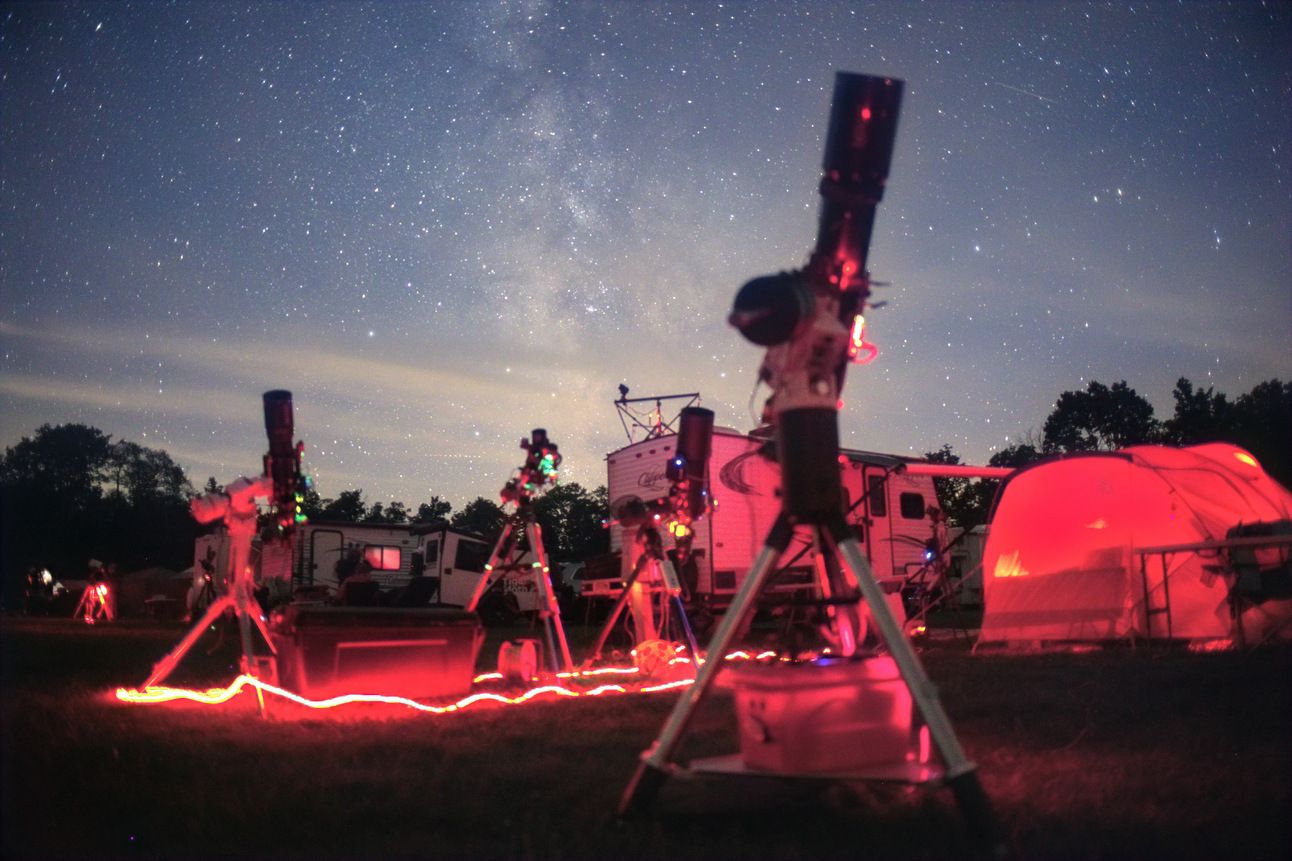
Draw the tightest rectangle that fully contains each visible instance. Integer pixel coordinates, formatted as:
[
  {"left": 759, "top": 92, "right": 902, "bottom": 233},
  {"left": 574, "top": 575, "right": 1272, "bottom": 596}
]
[{"left": 271, "top": 605, "right": 483, "bottom": 700}]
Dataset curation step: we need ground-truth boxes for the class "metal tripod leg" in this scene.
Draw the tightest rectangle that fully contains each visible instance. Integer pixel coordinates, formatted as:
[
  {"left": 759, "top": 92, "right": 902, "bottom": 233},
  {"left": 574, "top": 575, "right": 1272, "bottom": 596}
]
[
  {"left": 143, "top": 593, "right": 237, "bottom": 688},
  {"left": 583, "top": 554, "right": 650, "bottom": 667},
  {"left": 657, "top": 557, "right": 701, "bottom": 664},
  {"left": 618, "top": 515, "right": 794, "bottom": 817},
  {"left": 528, "top": 522, "right": 573, "bottom": 673},
  {"left": 830, "top": 527, "right": 1002, "bottom": 851},
  {"left": 466, "top": 521, "right": 516, "bottom": 612},
  {"left": 812, "top": 550, "right": 861, "bottom": 657}
]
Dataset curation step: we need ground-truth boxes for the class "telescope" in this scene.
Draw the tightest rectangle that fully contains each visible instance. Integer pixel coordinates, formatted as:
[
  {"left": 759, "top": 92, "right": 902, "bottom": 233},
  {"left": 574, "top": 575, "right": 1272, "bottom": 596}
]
[
  {"left": 262, "top": 390, "right": 307, "bottom": 530},
  {"left": 729, "top": 73, "right": 902, "bottom": 521},
  {"left": 621, "top": 72, "right": 1004, "bottom": 855},
  {"left": 146, "top": 390, "right": 309, "bottom": 699},
  {"left": 612, "top": 407, "right": 714, "bottom": 533},
  {"left": 500, "top": 429, "right": 561, "bottom": 506},
  {"left": 730, "top": 74, "right": 900, "bottom": 348}
]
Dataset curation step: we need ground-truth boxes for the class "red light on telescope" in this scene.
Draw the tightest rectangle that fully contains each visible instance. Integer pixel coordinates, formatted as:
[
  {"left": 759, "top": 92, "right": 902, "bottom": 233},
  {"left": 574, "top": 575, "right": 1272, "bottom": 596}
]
[
  {"left": 848, "top": 314, "right": 878, "bottom": 364},
  {"left": 860, "top": 105, "right": 872, "bottom": 122}
]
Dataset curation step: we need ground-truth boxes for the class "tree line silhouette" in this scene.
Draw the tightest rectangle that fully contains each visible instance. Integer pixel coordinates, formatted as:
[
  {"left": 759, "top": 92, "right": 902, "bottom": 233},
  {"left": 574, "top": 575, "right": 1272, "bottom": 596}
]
[
  {"left": 926, "top": 377, "right": 1291, "bottom": 528},
  {"left": 2, "top": 376, "right": 1286, "bottom": 605}
]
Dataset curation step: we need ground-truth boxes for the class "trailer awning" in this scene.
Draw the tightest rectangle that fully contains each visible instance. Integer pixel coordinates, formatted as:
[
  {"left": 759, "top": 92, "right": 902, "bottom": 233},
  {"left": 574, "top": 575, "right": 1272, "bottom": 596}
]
[{"left": 897, "top": 463, "right": 1014, "bottom": 480}]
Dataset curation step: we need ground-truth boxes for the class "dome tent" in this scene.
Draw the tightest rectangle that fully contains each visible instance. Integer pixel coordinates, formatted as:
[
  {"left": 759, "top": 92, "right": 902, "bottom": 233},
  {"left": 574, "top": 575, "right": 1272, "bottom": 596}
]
[{"left": 978, "top": 444, "right": 1292, "bottom": 646}]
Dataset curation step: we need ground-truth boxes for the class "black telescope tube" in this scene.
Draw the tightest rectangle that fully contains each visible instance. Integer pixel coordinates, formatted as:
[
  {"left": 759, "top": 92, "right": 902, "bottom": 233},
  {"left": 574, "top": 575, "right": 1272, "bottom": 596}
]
[
  {"left": 811, "top": 73, "right": 903, "bottom": 295},
  {"left": 263, "top": 390, "right": 295, "bottom": 456},
  {"left": 263, "top": 389, "right": 297, "bottom": 514},
  {"left": 675, "top": 407, "right": 715, "bottom": 518}
]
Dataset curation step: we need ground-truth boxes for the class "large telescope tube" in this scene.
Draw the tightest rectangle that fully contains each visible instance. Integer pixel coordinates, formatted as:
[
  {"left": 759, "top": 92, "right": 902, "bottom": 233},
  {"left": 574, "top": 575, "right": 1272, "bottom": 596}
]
[
  {"left": 810, "top": 72, "right": 903, "bottom": 300},
  {"left": 262, "top": 389, "right": 300, "bottom": 527}
]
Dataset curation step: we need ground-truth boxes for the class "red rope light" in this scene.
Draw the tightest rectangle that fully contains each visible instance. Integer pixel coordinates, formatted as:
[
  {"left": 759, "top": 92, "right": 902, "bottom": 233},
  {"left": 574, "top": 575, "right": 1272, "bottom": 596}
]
[
  {"left": 116, "top": 672, "right": 683, "bottom": 714},
  {"left": 114, "top": 650, "right": 783, "bottom": 715}
]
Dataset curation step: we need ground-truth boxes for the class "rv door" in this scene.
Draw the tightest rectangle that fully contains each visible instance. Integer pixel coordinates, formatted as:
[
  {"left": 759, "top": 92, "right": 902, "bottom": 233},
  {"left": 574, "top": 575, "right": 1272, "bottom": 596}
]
[
  {"left": 310, "top": 529, "right": 345, "bottom": 589},
  {"left": 437, "top": 534, "right": 492, "bottom": 607}
]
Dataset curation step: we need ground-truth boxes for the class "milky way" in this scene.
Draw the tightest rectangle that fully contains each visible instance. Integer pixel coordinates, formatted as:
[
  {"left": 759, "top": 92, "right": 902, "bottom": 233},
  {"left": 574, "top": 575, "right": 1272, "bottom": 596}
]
[{"left": 2, "top": 1, "right": 1288, "bottom": 508}]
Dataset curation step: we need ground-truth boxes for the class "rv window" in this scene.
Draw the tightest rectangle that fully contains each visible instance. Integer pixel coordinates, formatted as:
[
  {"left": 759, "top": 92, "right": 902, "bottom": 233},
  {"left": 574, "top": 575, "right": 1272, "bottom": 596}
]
[
  {"left": 867, "top": 476, "right": 888, "bottom": 517},
  {"left": 363, "top": 545, "right": 402, "bottom": 571},
  {"left": 454, "top": 540, "right": 490, "bottom": 573},
  {"left": 424, "top": 540, "right": 439, "bottom": 565},
  {"left": 899, "top": 492, "right": 926, "bottom": 520}
]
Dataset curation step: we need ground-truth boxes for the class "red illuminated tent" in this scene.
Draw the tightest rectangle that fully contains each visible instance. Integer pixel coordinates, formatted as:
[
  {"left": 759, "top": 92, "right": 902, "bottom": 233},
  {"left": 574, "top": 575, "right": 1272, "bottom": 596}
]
[{"left": 978, "top": 444, "right": 1292, "bottom": 646}]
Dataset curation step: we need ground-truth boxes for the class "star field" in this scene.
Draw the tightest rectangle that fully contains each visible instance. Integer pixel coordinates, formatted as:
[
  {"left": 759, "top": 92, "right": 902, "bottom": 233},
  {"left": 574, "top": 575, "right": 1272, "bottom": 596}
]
[{"left": 2, "top": 1, "right": 1289, "bottom": 508}]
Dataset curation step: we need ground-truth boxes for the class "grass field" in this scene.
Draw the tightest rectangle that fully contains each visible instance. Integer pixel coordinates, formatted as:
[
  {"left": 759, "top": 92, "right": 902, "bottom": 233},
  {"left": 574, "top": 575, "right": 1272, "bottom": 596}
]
[{"left": 2, "top": 616, "right": 1289, "bottom": 861}]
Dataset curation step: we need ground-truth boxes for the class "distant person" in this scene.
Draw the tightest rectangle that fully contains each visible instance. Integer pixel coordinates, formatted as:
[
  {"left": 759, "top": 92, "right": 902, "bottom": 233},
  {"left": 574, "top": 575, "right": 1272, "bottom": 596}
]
[
  {"left": 334, "top": 546, "right": 361, "bottom": 588},
  {"left": 337, "top": 557, "right": 378, "bottom": 606},
  {"left": 24, "top": 568, "right": 52, "bottom": 615},
  {"left": 104, "top": 562, "right": 120, "bottom": 618}
]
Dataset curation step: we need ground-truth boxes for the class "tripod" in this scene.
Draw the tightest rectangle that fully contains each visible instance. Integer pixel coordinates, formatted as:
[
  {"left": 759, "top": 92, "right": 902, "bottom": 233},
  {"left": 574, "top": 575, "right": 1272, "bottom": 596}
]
[
  {"left": 467, "top": 503, "right": 574, "bottom": 675},
  {"left": 74, "top": 580, "right": 114, "bottom": 624},
  {"left": 188, "top": 573, "right": 219, "bottom": 622},
  {"left": 143, "top": 475, "right": 278, "bottom": 701},
  {"left": 618, "top": 437, "right": 998, "bottom": 843},
  {"left": 583, "top": 523, "right": 700, "bottom": 669},
  {"left": 902, "top": 512, "right": 974, "bottom": 639}
]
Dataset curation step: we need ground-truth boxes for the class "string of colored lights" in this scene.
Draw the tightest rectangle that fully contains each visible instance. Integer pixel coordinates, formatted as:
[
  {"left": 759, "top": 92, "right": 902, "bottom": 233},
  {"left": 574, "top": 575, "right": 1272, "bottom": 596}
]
[{"left": 114, "top": 650, "right": 783, "bottom": 715}]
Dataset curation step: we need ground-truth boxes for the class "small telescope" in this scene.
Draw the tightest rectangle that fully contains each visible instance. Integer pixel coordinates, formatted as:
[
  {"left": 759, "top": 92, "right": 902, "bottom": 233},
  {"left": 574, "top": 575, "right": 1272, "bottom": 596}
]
[
  {"left": 500, "top": 429, "right": 561, "bottom": 506},
  {"left": 613, "top": 407, "right": 714, "bottom": 533},
  {"left": 262, "top": 390, "right": 307, "bottom": 530}
]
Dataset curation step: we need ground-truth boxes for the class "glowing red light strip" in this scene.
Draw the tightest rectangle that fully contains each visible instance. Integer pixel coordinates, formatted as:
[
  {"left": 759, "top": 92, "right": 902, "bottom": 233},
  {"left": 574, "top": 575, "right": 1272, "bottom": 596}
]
[
  {"left": 116, "top": 674, "right": 683, "bottom": 714},
  {"left": 114, "top": 650, "right": 783, "bottom": 715}
]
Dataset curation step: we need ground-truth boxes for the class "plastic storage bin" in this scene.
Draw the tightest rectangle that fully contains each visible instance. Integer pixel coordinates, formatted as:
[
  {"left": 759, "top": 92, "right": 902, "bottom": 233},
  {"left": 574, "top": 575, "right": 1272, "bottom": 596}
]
[
  {"left": 729, "top": 656, "right": 923, "bottom": 774},
  {"left": 271, "top": 605, "right": 483, "bottom": 700}
]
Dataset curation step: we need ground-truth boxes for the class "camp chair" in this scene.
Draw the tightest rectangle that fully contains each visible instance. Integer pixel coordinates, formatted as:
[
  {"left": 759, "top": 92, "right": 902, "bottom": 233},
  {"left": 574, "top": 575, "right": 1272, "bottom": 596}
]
[{"left": 1224, "top": 523, "right": 1292, "bottom": 647}]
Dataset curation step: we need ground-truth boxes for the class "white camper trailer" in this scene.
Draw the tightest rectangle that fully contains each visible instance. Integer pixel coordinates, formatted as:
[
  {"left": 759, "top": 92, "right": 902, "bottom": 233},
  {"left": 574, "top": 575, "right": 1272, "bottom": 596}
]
[
  {"left": 292, "top": 519, "right": 494, "bottom": 604},
  {"left": 606, "top": 427, "right": 945, "bottom": 612},
  {"left": 411, "top": 521, "right": 499, "bottom": 607},
  {"left": 292, "top": 520, "right": 421, "bottom": 591},
  {"left": 193, "top": 529, "right": 292, "bottom": 585}
]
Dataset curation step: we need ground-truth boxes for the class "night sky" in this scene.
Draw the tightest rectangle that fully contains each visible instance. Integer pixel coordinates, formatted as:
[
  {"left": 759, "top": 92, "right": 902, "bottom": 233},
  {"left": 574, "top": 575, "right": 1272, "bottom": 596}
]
[{"left": 2, "top": 1, "right": 1289, "bottom": 510}]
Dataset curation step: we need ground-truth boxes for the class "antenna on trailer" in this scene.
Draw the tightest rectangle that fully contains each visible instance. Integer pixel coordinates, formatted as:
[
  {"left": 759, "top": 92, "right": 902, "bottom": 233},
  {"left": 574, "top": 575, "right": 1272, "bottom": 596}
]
[{"left": 615, "top": 386, "right": 701, "bottom": 444}]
